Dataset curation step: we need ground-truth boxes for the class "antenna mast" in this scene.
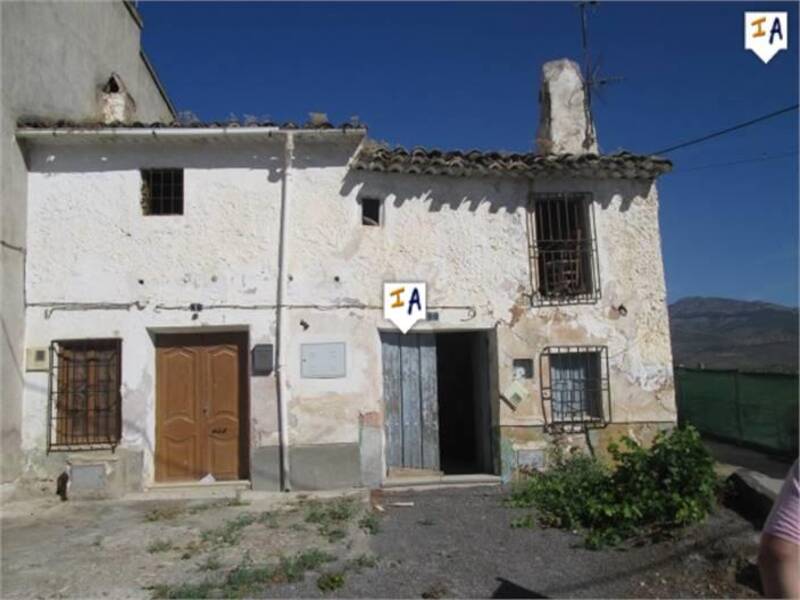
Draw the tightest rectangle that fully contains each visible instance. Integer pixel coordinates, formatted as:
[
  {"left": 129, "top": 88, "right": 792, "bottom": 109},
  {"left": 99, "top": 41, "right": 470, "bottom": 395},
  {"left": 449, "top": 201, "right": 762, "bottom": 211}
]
[{"left": 577, "top": 1, "right": 623, "bottom": 117}]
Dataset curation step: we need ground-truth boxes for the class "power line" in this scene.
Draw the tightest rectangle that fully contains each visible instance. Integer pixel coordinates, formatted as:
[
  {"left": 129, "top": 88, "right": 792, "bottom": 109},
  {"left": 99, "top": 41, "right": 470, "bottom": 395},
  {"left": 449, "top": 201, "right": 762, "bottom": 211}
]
[
  {"left": 671, "top": 149, "right": 799, "bottom": 174},
  {"left": 652, "top": 104, "right": 799, "bottom": 155}
]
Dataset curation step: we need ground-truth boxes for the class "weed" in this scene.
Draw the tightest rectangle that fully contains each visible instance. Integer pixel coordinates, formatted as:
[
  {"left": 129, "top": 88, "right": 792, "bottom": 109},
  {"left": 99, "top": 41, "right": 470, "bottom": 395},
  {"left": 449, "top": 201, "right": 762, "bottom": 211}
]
[
  {"left": 421, "top": 582, "right": 449, "bottom": 599},
  {"left": 358, "top": 512, "right": 380, "bottom": 534},
  {"left": 151, "top": 581, "right": 215, "bottom": 599},
  {"left": 144, "top": 504, "right": 184, "bottom": 522},
  {"left": 198, "top": 555, "right": 222, "bottom": 571},
  {"left": 305, "top": 497, "right": 357, "bottom": 525},
  {"left": 225, "top": 496, "right": 250, "bottom": 507},
  {"left": 510, "top": 514, "right": 535, "bottom": 529},
  {"left": 323, "top": 527, "right": 347, "bottom": 543},
  {"left": 151, "top": 549, "right": 335, "bottom": 599},
  {"left": 294, "top": 548, "right": 337, "bottom": 570},
  {"left": 317, "top": 571, "right": 345, "bottom": 592},
  {"left": 290, "top": 522, "right": 307, "bottom": 532},
  {"left": 305, "top": 497, "right": 357, "bottom": 542},
  {"left": 258, "top": 511, "right": 280, "bottom": 529},
  {"left": 180, "top": 541, "right": 202, "bottom": 560},
  {"left": 348, "top": 553, "right": 378, "bottom": 572},
  {"left": 187, "top": 502, "right": 220, "bottom": 514},
  {"left": 147, "top": 539, "right": 173, "bottom": 553},
  {"left": 92, "top": 535, "right": 103, "bottom": 547},
  {"left": 201, "top": 513, "right": 257, "bottom": 547}
]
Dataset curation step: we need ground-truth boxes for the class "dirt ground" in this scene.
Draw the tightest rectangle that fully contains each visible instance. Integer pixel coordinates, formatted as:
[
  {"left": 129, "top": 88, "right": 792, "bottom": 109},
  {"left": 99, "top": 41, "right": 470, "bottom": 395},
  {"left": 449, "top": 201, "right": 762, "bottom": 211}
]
[{"left": 1, "top": 485, "right": 762, "bottom": 599}]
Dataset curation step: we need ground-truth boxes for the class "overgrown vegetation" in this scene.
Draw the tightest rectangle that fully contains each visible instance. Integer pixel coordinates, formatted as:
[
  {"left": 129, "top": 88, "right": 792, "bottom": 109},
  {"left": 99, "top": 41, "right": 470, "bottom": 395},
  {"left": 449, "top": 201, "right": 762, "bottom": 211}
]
[
  {"left": 147, "top": 539, "right": 173, "bottom": 554},
  {"left": 358, "top": 511, "right": 380, "bottom": 534},
  {"left": 508, "top": 426, "right": 718, "bottom": 548},
  {"left": 144, "top": 504, "right": 184, "bottom": 522},
  {"left": 317, "top": 571, "right": 346, "bottom": 592},
  {"left": 151, "top": 549, "right": 337, "bottom": 599},
  {"left": 304, "top": 498, "right": 358, "bottom": 543},
  {"left": 201, "top": 513, "right": 257, "bottom": 547}
]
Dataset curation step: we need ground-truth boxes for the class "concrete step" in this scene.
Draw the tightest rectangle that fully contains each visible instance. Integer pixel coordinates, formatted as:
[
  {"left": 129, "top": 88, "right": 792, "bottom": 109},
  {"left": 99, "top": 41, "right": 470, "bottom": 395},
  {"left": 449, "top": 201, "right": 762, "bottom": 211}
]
[
  {"left": 127, "top": 480, "right": 251, "bottom": 501},
  {"left": 382, "top": 473, "right": 501, "bottom": 491}
]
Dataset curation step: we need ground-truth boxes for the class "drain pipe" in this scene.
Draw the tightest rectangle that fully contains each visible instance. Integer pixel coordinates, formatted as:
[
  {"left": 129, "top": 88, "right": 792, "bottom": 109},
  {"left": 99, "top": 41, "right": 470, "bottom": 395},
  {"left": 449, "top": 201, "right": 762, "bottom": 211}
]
[{"left": 274, "top": 131, "right": 294, "bottom": 491}]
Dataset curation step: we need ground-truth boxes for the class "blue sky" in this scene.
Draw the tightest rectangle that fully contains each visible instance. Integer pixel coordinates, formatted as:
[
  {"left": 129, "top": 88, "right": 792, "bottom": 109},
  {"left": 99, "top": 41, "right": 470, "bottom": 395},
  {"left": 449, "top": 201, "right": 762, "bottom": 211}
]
[{"left": 139, "top": 1, "right": 799, "bottom": 306}]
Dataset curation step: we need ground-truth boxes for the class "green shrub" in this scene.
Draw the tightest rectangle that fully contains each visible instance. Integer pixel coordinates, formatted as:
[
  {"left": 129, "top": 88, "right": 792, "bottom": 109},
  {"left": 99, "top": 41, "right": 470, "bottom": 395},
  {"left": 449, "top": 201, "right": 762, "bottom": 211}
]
[
  {"left": 317, "top": 571, "right": 346, "bottom": 592},
  {"left": 508, "top": 426, "right": 718, "bottom": 548}
]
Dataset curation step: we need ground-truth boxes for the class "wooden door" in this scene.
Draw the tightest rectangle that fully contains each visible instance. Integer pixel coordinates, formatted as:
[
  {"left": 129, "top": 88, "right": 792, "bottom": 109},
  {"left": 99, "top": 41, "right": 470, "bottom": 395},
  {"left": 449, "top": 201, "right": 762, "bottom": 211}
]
[
  {"left": 155, "top": 333, "right": 247, "bottom": 482},
  {"left": 381, "top": 332, "right": 439, "bottom": 471}
]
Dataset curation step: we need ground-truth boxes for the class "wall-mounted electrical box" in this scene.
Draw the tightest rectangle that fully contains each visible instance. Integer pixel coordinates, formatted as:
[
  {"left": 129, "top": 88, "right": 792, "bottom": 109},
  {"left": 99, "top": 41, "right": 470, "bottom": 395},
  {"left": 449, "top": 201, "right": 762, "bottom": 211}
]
[
  {"left": 251, "top": 344, "right": 274, "bottom": 376},
  {"left": 512, "top": 358, "right": 534, "bottom": 380},
  {"left": 26, "top": 347, "right": 50, "bottom": 372},
  {"left": 301, "top": 342, "right": 346, "bottom": 379}
]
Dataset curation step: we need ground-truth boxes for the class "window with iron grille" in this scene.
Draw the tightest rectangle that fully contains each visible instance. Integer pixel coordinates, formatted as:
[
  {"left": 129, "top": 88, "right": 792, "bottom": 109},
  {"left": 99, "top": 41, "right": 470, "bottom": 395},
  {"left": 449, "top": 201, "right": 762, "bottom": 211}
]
[
  {"left": 141, "top": 169, "right": 183, "bottom": 215},
  {"left": 48, "top": 339, "right": 122, "bottom": 451},
  {"left": 540, "top": 346, "right": 610, "bottom": 429},
  {"left": 529, "top": 193, "right": 600, "bottom": 305}
]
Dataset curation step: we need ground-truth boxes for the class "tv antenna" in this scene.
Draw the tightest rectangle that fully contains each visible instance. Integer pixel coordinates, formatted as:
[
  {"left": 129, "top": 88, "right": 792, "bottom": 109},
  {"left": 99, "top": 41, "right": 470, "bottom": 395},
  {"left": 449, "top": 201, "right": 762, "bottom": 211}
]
[{"left": 578, "top": 1, "right": 623, "bottom": 116}]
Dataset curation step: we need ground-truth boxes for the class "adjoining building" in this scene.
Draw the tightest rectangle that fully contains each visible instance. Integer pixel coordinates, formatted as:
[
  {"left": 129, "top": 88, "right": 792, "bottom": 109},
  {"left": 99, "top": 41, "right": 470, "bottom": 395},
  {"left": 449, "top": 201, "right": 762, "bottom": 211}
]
[
  {"left": 12, "top": 57, "right": 675, "bottom": 497},
  {"left": 1, "top": 0, "right": 174, "bottom": 495}
]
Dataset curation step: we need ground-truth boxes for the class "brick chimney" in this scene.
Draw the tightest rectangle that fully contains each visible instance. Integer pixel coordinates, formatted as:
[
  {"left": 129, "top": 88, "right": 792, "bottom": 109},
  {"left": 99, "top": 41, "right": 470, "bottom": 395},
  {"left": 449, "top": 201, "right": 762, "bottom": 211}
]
[
  {"left": 99, "top": 73, "right": 136, "bottom": 124},
  {"left": 535, "top": 59, "right": 598, "bottom": 155}
]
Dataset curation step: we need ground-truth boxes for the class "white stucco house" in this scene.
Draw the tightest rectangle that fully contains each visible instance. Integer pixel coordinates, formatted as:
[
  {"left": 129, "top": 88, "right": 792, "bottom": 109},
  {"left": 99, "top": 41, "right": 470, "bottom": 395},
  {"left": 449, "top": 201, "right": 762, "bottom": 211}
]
[{"left": 11, "top": 58, "right": 675, "bottom": 496}]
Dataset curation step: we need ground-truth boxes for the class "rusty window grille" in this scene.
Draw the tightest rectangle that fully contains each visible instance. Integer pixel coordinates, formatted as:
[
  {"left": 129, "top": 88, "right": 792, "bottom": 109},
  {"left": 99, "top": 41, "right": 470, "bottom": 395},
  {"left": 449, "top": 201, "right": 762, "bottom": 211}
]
[
  {"left": 529, "top": 193, "right": 600, "bottom": 305},
  {"left": 141, "top": 169, "right": 183, "bottom": 215},
  {"left": 48, "top": 339, "right": 122, "bottom": 451},
  {"left": 540, "top": 346, "right": 610, "bottom": 430}
]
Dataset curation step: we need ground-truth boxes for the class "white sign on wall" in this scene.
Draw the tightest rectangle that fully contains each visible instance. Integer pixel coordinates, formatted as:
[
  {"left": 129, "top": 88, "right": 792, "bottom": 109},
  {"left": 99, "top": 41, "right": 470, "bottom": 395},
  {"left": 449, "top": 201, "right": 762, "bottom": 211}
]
[{"left": 383, "top": 282, "right": 426, "bottom": 334}]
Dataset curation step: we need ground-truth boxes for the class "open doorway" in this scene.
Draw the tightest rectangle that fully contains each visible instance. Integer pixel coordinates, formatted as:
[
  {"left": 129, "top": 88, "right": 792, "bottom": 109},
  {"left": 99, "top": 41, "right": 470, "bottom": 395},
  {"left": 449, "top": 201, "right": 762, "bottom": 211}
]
[{"left": 436, "top": 331, "right": 492, "bottom": 475}]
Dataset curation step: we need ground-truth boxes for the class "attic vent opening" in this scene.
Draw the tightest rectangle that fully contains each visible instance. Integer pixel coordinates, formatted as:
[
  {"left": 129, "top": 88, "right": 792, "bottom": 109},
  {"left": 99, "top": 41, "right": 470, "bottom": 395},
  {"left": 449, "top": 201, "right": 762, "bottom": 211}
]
[
  {"left": 103, "top": 76, "right": 121, "bottom": 94},
  {"left": 361, "top": 197, "right": 382, "bottom": 226}
]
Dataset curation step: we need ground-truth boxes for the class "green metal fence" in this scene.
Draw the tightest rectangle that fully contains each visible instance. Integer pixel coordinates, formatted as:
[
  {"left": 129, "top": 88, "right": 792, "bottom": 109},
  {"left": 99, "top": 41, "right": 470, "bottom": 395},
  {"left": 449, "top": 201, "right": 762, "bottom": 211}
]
[{"left": 675, "top": 367, "right": 798, "bottom": 456}]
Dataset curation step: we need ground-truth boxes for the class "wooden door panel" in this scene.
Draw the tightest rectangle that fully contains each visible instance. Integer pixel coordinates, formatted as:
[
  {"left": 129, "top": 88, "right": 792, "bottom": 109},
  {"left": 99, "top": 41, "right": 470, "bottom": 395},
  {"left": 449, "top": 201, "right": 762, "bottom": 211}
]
[
  {"left": 156, "top": 346, "right": 203, "bottom": 482},
  {"left": 204, "top": 344, "right": 240, "bottom": 480},
  {"left": 381, "top": 332, "right": 403, "bottom": 468},
  {"left": 382, "top": 333, "right": 439, "bottom": 472}
]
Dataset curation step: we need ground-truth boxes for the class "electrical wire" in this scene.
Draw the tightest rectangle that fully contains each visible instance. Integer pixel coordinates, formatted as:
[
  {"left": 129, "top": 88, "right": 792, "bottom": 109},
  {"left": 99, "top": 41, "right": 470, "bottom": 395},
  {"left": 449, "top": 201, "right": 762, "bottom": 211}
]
[
  {"left": 670, "top": 149, "right": 799, "bottom": 174},
  {"left": 652, "top": 104, "right": 799, "bottom": 155}
]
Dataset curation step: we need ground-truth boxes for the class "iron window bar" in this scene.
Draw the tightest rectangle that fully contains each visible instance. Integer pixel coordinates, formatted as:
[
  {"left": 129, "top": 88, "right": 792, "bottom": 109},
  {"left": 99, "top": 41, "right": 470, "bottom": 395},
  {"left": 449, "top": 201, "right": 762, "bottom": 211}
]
[
  {"left": 528, "top": 192, "right": 601, "bottom": 306},
  {"left": 539, "top": 345, "right": 611, "bottom": 432},
  {"left": 141, "top": 168, "right": 183, "bottom": 215},
  {"left": 47, "top": 339, "right": 122, "bottom": 452}
]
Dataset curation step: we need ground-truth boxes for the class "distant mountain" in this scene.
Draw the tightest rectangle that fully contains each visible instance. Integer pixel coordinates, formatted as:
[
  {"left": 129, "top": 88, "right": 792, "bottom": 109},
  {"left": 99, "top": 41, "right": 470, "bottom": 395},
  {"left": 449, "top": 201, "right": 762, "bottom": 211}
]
[{"left": 668, "top": 297, "right": 798, "bottom": 374}]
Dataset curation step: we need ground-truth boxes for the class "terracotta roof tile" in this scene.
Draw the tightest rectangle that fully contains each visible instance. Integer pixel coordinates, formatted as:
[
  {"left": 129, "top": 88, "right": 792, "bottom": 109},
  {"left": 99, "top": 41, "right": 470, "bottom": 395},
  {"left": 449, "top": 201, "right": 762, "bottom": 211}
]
[
  {"left": 16, "top": 117, "right": 365, "bottom": 131},
  {"left": 353, "top": 145, "right": 672, "bottom": 180}
]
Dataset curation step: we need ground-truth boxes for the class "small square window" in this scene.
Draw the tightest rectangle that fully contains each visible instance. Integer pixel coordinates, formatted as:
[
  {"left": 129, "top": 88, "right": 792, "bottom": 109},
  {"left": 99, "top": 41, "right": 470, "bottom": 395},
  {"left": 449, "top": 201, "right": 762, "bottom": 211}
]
[
  {"left": 361, "top": 197, "right": 381, "bottom": 226},
  {"left": 141, "top": 169, "right": 183, "bottom": 215}
]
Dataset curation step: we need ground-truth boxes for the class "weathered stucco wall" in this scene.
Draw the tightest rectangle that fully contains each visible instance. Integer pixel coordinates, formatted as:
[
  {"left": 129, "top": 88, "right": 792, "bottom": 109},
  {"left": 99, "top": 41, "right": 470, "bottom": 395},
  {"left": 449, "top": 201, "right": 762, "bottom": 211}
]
[
  {"left": 22, "top": 138, "right": 283, "bottom": 488},
  {"left": 282, "top": 138, "right": 674, "bottom": 478},
  {"left": 1, "top": 1, "right": 173, "bottom": 485},
  {"left": 20, "top": 134, "right": 674, "bottom": 490}
]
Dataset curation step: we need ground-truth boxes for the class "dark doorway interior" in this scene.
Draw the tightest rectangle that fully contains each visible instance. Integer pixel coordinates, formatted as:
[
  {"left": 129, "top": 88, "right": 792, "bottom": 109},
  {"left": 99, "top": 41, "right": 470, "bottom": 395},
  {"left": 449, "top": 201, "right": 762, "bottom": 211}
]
[{"left": 435, "top": 331, "right": 492, "bottom": 475}]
